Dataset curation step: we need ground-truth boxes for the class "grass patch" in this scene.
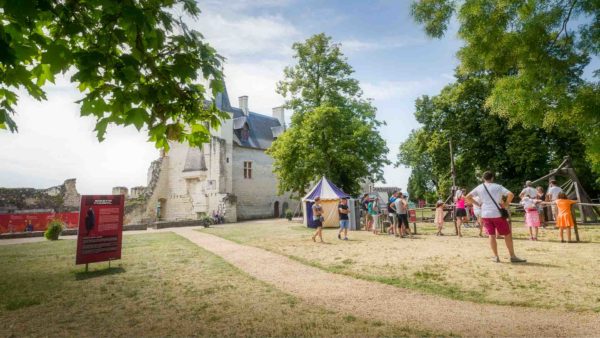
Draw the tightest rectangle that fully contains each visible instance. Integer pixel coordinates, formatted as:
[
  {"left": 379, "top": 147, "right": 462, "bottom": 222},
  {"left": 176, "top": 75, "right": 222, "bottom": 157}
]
[
  {"left": 5, "top": 298, "right": 41, "bottom": 311},
  {"left": 0, "top": 232, "right": 443, "bottom": 337},
  {"left": 344, "top": 314, "right": 357, "bottom": 322},
  {"left": 202, "top": 221, "right": 600, "bottom": 312}
]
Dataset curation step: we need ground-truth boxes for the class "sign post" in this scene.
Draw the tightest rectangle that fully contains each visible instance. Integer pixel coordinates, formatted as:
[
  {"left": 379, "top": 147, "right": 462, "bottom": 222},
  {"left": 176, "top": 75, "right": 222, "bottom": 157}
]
[
  {"left": 409, "top": 209, "right": 417, "bottom": 234},
  {"left": 76, "top": 195, "right": 124, "bottom": 268}
]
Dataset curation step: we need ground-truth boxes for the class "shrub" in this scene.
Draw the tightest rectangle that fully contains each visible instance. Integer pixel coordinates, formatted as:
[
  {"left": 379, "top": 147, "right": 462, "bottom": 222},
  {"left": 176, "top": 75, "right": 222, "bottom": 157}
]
[
  {"left": 44, "top": 219, "right": 63, "bottom": 240},
  {"left": 285, "top": 210, "right": 293, "bottom": 221},
  {"left": 199, "top": 216, "right": 214, "bottom": 227}
]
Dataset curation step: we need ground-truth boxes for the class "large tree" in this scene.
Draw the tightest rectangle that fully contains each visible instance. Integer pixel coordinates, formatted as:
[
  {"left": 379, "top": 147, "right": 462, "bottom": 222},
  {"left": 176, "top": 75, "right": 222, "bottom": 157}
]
[
  {"left": 268, "top": 34, "right": 389, "bottom": 197},
  {"left": 1, "top": 0, "right": 226, "bottom": 150},
  {"left": 398, "top": 75, "right": 596, "bottom": 199},
  {"left": 411, "top": 0, "right": 600, "bottom": 179}
]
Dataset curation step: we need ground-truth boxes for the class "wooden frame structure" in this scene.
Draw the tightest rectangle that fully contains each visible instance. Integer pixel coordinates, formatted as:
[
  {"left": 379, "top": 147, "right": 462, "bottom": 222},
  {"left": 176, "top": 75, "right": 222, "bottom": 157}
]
[{"left": 530, "top": 156, "right": 600, "bottom": 224}]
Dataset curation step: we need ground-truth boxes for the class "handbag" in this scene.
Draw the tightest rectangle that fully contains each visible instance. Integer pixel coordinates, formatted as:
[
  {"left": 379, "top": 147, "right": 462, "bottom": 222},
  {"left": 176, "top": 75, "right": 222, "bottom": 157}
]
[{"left": 483, "top": 183, "right": 510, "bottom": 219}]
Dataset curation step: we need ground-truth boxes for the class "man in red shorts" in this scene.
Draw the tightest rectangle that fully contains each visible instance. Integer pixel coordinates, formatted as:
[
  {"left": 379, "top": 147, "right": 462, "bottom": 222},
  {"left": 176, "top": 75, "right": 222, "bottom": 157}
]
[{"left": 466, "top": 171, "right": 526, "bottom": 263}]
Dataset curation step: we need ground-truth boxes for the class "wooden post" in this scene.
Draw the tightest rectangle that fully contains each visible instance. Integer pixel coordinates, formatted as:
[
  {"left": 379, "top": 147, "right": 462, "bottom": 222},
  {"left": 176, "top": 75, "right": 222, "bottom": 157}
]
[
  {"left": 449, "top": 137, "right": 458, "bottom": 235},
  {"left": 570, "top": 169, "right": 587, "bottom": 223},
  {"left": 85, "top": 263, "right": 89, "bottom": 273},
  {"left": 571, "top": 204, "right": 580, "bottom": 242}
]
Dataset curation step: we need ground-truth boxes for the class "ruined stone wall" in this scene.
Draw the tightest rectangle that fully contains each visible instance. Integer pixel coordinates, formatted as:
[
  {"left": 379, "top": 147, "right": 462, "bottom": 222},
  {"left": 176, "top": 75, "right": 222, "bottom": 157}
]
[
  {"left": 0, "top": 179, "right": 81, "bottom": 213},
  {"left": 123, "top": 157, "right": 163, "bottom": 225},
  {"left": 232, "top": 146, "right": 299, "bottom": 220}
]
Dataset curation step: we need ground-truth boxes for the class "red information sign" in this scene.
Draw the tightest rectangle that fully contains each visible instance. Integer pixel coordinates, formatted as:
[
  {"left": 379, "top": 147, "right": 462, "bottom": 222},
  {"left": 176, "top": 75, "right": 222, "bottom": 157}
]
[
  {"left": 409, "top": 209, "right": 417, "bottom": 223},
  {"left": 76, "top": 195, "right": 124, "bottom": 265}
]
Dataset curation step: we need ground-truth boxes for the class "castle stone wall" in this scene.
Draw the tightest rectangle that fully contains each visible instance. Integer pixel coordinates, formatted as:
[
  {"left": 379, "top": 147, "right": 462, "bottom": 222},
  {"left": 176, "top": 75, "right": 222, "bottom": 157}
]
[{"left": 232, "top": 145, "right": 298, "bottom": 220}]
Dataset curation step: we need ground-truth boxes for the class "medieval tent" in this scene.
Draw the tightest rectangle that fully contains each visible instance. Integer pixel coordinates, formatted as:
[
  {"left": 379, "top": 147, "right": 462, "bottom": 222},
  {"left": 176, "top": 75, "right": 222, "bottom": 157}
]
[{"left": 303, "top": 177, "right": 351, "bottom": 228}]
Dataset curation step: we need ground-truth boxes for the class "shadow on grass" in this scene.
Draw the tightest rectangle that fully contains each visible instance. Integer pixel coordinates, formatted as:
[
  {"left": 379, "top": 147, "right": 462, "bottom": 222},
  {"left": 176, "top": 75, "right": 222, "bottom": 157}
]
[{"left": 74, "top": 267, "right": 126, "bottom": 280}]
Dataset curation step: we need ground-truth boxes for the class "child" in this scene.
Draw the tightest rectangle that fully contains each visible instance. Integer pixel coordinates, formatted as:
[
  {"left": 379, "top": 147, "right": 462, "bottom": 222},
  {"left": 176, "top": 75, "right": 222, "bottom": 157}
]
[
  {"left": 520, "top": 196, "right": 541, "bottom": 240},
  {"left": 553, "top": 192, "right": 578, "bottom": 243},
  {"left": 434, "top": 200, "right": 445, "bottom": 236},
  {"left": 368, "top": 197, "right": 379, "bottom": 235}
]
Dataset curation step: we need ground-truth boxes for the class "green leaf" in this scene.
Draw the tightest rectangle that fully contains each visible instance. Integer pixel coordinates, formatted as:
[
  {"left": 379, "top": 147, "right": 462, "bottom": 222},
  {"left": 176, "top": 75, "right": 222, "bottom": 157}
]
[
  {"left": 124, "top": 108, "right": 148, "bottom": 131},
  {"left": 42, "top": 42, "right": 71, "bottom": 72},
  {"left": 95, "top": 118, "right": 110, "bottom": 142}
]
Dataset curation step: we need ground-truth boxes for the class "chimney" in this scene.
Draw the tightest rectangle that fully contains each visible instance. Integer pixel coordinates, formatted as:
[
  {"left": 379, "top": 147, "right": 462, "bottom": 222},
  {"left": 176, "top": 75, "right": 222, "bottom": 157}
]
[
  {"left": 272, "top": 106, "right": 285, "bottom": 128},
  {"left": 238, "top": 95, "right": 249, "bottom": 115}
]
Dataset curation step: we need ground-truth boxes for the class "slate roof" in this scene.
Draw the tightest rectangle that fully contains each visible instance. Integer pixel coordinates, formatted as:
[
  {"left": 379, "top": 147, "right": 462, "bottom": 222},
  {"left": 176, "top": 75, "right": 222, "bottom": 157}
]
[{"left": 215, "top": 85, "right": 284, "bottom": 150}]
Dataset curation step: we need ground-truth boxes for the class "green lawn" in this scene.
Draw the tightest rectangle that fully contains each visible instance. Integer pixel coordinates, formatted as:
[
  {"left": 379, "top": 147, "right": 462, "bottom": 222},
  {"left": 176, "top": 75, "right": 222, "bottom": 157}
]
[
  {"left": 201, "top": 221, "right": 600, "bottom": 312},
  {"left": 0, "top": 233, "right": 438, "bottom": 337}
]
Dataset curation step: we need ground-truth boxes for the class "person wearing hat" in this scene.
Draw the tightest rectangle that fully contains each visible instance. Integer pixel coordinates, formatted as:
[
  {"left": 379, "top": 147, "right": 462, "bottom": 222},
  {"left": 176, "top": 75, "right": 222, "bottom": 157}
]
[
  {"left": 311, "top": 197, "right": 324, "bottom": 242},
  {"left": 338, "top": 197, "right": 350, "bottom": 240}
]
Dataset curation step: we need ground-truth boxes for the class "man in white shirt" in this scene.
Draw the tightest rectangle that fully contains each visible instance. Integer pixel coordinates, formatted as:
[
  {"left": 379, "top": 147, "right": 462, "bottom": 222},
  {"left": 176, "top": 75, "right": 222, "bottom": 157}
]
[
  {"left": 546, "top": 180, "right": 563, "bottom": 220},
  {"left": 519, "top": 181, "right": 537, "bottom": 199},
  {"left": 466, "top": 171, "right": 526, "bottom": 263}
]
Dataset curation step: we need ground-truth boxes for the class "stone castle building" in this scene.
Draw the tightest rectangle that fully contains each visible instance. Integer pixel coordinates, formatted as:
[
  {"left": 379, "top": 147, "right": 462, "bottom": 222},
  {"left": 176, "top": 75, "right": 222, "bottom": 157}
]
[{"left": 122, "top": 87, "right": 299, "bottom": 224}]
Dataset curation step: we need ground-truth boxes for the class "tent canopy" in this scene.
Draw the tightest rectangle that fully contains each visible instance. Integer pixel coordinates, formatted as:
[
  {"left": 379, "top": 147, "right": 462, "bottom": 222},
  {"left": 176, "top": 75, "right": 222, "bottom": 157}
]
[{"left": 303, "top": 177, "right": 351, "bottom": 201}]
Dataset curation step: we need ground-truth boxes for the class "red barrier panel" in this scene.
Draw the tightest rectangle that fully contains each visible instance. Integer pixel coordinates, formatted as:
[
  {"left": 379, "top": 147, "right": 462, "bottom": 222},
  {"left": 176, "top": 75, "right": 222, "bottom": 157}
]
[{"left": 0, "top": 212, "right": 79, "bottom": 233}]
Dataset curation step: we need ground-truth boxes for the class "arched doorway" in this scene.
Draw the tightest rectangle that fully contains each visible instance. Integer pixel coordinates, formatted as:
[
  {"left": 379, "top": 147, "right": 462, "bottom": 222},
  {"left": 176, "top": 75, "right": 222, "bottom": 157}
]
[{"left": 273, "top": 201, "right": 280, "bottom": 218}]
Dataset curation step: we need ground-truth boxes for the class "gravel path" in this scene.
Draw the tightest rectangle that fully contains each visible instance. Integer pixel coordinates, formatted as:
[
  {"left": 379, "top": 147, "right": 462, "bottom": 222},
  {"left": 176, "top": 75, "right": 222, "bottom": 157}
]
[{"left": 173, "top": 227, "right": 600, "bottom": 337}]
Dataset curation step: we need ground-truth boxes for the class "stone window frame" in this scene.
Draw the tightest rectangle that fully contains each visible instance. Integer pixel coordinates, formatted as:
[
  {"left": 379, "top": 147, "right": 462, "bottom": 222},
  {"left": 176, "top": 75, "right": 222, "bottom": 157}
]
[{"left": 244, "top": 161, "right": 252, "bottom": 179}]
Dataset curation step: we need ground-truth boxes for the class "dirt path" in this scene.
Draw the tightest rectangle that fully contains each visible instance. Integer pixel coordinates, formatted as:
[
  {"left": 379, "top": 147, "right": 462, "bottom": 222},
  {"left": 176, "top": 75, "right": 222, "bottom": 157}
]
[{"left": 173, "top": 227, "right": 600, "bottom": 337}]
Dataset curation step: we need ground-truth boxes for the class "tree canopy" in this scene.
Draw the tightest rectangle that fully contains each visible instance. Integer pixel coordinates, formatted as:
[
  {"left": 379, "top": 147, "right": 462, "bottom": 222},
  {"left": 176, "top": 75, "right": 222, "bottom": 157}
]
[
  {"left": 398, "top": 75, "right": 596, "bottom": 201},
  {"left": 268, "top": 34, "right": 389, "bottom": 197},
  {"left": 1, "top": 0, "right": 226, "bottom": 151},
  {"left": 411, "top": 0, "right": 600, "bottom": 178}
]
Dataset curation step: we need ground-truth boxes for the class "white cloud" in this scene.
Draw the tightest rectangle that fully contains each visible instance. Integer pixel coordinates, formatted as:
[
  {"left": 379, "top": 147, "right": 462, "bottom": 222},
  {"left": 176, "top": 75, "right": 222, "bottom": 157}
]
[
  {"left": 200, "top": 0, "right": 295, "bottom": 11},
  {"left": 0, "top": 82, "right": 158, "bottom": 194},
  {"left": 341, "top": 37, "right": 424, "bottom": 53},
  {"left": 186, "top": 9, "right": 300, "bottom": 58},
  {"left": 224, "top": 60, "right": 288, "bottom": 115},
  {"left": 362, "top": 78, "right": 447, "bottom": 101}
]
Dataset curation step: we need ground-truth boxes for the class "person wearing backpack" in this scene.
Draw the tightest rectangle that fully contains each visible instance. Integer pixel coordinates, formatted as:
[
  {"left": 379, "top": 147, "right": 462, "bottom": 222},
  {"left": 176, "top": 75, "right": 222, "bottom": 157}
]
[{"left": 466, "top": 171, "right": 526, "bottom": 263}]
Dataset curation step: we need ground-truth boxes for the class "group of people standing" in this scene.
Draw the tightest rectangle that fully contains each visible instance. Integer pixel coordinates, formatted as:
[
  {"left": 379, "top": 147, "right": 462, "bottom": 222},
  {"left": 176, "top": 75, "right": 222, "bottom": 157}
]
[
  {"left": 309, "top": 171, "right": 581, "bottom": 263},
  {"left": 358, "top": 192, "right": 412, "bottom": 237},
  {"left": 519, "top": 179, "right": 578, "bottom": 243}
]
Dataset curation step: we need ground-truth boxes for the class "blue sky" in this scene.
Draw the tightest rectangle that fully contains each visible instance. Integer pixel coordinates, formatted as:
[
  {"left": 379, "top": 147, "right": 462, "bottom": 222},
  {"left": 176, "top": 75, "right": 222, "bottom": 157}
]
[{"left": 0, "top": 0, "right": 463, "bottom": 194}]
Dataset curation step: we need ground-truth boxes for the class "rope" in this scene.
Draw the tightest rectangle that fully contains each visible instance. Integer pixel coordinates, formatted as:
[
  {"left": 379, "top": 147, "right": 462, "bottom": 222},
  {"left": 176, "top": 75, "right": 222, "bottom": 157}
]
[{"left": 560, "top": 179, "right": 573, "bottom": 191}]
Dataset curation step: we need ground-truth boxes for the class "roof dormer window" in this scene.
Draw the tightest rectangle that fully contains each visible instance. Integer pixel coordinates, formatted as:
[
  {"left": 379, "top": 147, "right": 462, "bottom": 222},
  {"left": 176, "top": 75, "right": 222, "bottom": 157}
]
[{"left": 241, "top": 124, "right": 249, "bottom": 142}]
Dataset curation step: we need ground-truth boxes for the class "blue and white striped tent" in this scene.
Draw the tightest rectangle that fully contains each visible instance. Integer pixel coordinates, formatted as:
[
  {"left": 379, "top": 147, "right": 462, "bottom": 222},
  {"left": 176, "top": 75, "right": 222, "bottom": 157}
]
[{"left": 302, "top": 177, "right": 350, "bottom": 228}]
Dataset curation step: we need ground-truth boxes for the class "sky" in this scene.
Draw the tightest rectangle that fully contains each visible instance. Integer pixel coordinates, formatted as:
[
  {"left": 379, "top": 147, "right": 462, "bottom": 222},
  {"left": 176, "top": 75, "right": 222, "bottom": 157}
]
[{"left": 0, "top": 0, "right": 463, "bottom": 194}]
